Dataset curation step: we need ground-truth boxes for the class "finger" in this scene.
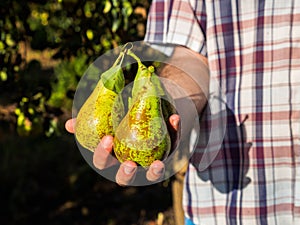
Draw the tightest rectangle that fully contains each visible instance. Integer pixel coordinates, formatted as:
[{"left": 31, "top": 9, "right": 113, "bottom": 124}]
[
  {"left": 116, "top": 161, "right": 137, "bottom": 186},
  {"left": 93, "top": 135, "right": 118, "bottom": 170},
  {"left": 146, "top": 160, "right": 165, "bottom": 182},
  {"left": 65, "top": 118, "right": 76, "bottom": 133},
  {"left": 169, "top": 114, "right": 180, "bottom": 131}
]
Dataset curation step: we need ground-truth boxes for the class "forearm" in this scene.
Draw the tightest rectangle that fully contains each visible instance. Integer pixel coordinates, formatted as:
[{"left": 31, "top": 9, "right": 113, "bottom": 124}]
[
  {"left": 159, "top": 46, "right": 209, "bottom": 115},
  {"left": 158, "top": 46, "right": 209, "bottom": 142}
]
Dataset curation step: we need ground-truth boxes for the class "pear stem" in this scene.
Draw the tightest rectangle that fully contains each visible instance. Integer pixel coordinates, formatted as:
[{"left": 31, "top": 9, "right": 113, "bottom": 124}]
[
  {"left": 121, "top": 42, "right": 133, "bottom": 53},
  {"left": 126, "top": 49, "right": 142, "bottom": 64},
  {"left": 112, "top": 51, "right": 125, "bottom": 67},
  {"left": 112, "top": 42, "right": 133, "bottom": 67}
]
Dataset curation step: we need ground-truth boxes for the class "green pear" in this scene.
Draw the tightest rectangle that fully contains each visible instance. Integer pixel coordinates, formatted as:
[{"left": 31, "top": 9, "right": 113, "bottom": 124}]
[
  {"left": 75, "top": 51, "right": 125, "bottom": 151},
  {"left": 113, "top": 49, "right": 173, "bottom": 167}
]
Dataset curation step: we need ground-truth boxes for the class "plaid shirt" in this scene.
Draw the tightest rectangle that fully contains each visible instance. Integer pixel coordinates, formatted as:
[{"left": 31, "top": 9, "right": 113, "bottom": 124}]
[{"left": 145, "top": 0, "right": 300, "bottom": 224}]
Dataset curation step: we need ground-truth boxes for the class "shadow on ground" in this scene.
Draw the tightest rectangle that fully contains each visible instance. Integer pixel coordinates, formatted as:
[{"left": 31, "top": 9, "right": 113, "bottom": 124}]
[{"left": 0, "top": 128, "right": 175, "bottom": 225}]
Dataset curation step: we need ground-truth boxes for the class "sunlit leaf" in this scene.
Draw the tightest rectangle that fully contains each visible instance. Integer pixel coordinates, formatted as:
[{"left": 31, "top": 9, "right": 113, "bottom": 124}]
[
  {"left": 22, "top": 97, "right": 29, "bottom": 103},
  {"left": 86, "top": 29, "right": 94, "bottom": 40},
  {"left": 111, "top": 8, "right": 120, "bottom": 33},
  {"left": 28, "top": 108, "right": 35, "bottom": 115},
  {"left": 112, "top": 0, "right": 119, "bottom": 7},
  {"left": 15, "top": 108, "right": 21, "bottom": 115},
  {"left": 122, "top": 1, "right": 133, "bottom": 17},
  {"left": 13, "top": 65, "right": 19, "bottom": 72},
  {"left": 103, "top": 0, "right": 111, "bottom": 14},
  {"left": 24, "top": 118, "right": 32, "bottom": 131},
  {"left": 84, "top": 2, "right": 92, "bottom": 18},
  {"left": 112, "top": 19, "right": 121, "bottom": 33},
  {"left": 0, "top": 41, "right": 5, "bottom": 51},
  {"left": 5, "top": 34, "right": 15, "bottom": 47},
  {"left": 0, "top": 71, "right": 7, "bottom": 81},
  {"left": 17, "top": 113, "right": 25, "bottom": 126}
]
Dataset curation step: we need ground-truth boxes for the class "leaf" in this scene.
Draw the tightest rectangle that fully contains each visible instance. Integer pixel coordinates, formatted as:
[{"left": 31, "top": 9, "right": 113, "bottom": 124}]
[
  {"left": 5, "top": 34, "right": 15, "bottom": 47},
  {"left": 0, "top": 71, "right": 7, "bottom": 81},
  {"left": 0, "top": 41, "right": 5, "bottom": 53},
  {"left": 103, "top": 0, "right": 111, "bottom": 14},
  {"left": 122, "top": 1, "right": 133, "bottom": 17},
  {"left": 86, "top": 29, "right": 94, "bottom": 40},
  {"left": 112, "top": 0, "right": 119, "bottom": 7},
  {"left": 111, "top": 8, "right": 121, "bottom": 33},
  {"left": 112, "top": 19, "right": 121, "bottom": 33}
]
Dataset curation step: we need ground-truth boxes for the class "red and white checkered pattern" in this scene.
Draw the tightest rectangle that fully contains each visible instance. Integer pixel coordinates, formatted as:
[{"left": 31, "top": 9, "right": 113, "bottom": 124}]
[{"left": 145, "top": 0, "right": 300, "bottom": 224}]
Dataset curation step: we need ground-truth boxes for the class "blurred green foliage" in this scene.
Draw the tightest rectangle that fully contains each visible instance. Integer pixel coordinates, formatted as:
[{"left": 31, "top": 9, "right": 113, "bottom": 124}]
[{"left": 0, "top": 0, "right": 150, "bottom": 136}]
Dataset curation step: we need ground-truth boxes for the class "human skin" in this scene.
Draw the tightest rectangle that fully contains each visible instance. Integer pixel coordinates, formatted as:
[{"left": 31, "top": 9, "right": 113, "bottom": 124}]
[{"left": 65, "top": 45, "right": 209, "bottom": 186}]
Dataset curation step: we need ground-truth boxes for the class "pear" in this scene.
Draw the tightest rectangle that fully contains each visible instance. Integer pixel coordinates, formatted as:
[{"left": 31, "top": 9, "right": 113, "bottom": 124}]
[
  {"left": 113, "top": 50, "right": 173, "bottom": 167},
  {"left": 75, "top": 50, "right": 125, "bottom": 151}
]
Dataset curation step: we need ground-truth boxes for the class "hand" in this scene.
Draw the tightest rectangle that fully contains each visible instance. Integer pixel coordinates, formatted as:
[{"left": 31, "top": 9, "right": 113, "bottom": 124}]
[{"left": 65, "top": 115, "right": 180, "bottom": 186}]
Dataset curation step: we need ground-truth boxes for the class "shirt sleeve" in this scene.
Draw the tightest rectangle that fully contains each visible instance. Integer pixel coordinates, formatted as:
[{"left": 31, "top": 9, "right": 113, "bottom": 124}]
[{"left": 144, "top": 0, "right": 207, "bottom": 56}]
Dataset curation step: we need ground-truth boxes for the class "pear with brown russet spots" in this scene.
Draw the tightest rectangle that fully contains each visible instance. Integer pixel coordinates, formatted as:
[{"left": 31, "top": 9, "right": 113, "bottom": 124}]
[
  {"left": 113, "top": 49, "right": 174, "bottom": 168},
  {"left": 75, "top": 50, "right": 125, "bottom": 151}
]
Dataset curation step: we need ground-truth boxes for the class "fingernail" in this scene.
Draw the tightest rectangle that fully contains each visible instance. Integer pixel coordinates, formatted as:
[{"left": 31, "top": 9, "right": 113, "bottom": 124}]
[
  {"left": 153, "top": 166, "right": 164, "bottom": 176},
  {"left": 171, "top": 117, "right": 179, "bottom": 127},
  {"left": 101, "top": 136, "right": 112, "bottom": 149},
  {"left": 124, "top": 165, "right": 136, "bottom": 175}
]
